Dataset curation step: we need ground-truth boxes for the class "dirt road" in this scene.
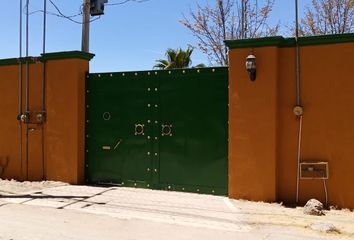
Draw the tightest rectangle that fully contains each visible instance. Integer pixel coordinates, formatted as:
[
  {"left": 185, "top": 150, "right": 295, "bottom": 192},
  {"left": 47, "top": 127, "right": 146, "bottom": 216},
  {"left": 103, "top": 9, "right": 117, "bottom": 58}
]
[{"left": 0, "top": 180, "right": 353, "bottom": 240}]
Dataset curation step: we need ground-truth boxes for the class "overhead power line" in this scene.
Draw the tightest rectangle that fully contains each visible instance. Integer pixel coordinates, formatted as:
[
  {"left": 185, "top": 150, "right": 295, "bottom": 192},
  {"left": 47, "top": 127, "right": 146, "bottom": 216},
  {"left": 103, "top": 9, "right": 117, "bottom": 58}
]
[
  {"left": 106, "top": 0, "right": 150, "bottom": 6},
  {"left": 29, "top": 9, "right": 82, "bottom": 19},
  {"left": 27, "top": 0, "right": 150, "bottom": 24},
  {"left": 48, "top": 0, "right": 100, "bottom": 24},
  {"left": 27, "top": 0, "right": 99, "bottom": 24}
]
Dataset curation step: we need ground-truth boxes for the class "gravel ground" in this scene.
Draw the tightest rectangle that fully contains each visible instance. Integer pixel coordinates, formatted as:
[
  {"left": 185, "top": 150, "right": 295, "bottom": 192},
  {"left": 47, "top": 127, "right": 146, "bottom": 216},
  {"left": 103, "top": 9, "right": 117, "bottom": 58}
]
[
  {"left": 0, "top": 179, "right": 353, "bottom": 240},
  {"left": 0, "top": 179, "right": 67, "bottom": 194}
]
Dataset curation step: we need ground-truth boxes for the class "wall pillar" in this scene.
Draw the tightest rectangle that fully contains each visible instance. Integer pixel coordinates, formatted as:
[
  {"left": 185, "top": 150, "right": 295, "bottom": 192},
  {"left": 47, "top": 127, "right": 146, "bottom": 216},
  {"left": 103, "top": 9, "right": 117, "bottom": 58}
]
[
  {"left": 43, "top": 51, "right": 94, "bottom": 184},
  {"left": 227, "top": 39, "right": 280, "bottom": 202},
  {"left": 226, "top": 34, "right": 354, "bottom": 209},
  {"left": 0, "top": 51, "right": 94, "bottom": 184}
]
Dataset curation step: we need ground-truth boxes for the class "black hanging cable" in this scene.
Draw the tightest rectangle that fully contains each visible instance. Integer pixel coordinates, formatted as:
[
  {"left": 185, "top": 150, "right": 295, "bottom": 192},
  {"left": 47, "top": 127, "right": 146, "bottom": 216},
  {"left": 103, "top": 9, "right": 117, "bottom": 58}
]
[
  {"left": 106, "top": 0, "right": 150, "bottom": 6},
  {"left": 48, "top": 0, "right": 100, "bottom": 24}
]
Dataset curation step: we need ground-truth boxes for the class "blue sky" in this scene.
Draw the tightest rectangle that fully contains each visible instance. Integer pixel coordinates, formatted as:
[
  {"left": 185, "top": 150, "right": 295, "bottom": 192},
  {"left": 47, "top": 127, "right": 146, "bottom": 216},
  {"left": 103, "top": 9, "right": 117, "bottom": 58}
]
[{"left": 1, "top": 0, "right": 310, "bottom": 72}]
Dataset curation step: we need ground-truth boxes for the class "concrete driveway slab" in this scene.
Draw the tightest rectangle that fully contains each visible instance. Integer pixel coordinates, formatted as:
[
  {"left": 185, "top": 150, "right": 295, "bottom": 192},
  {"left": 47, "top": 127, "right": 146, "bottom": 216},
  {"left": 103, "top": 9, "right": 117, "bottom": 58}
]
[{"left": 0, "top": 182, "right": 353, "bottom": 240}]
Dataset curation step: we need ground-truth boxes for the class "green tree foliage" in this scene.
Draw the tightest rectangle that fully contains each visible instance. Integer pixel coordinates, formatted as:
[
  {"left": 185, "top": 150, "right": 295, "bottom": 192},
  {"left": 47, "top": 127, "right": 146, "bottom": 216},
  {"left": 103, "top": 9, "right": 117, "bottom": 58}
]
[{"left": 154, "top": 47, "right": 206, "bottom": 69}]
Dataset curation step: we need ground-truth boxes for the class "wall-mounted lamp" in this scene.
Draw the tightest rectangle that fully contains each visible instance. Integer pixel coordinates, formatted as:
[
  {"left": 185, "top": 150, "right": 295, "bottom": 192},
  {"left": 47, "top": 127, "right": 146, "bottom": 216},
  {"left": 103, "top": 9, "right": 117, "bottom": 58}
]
[{"left": 246, "top": 54, "right": 256, "bottom": 81}]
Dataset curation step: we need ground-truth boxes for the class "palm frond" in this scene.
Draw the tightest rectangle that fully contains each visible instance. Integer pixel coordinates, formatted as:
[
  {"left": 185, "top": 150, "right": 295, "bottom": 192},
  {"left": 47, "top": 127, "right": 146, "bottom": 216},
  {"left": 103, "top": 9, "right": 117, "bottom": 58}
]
[{"left": 153, "top": 47, "right": 205, "bottom": 70}]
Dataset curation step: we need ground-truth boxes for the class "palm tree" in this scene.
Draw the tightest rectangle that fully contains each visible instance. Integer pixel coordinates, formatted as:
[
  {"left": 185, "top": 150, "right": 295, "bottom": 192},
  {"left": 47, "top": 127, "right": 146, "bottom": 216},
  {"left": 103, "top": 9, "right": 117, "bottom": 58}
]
[{"left": 154, "top": 47, "right": 205, "bottom": 69}]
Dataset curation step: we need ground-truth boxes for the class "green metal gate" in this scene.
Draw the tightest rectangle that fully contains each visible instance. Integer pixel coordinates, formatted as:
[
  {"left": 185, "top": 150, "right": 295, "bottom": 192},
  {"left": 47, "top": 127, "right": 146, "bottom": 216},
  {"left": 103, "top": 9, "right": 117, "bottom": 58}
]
[{"left": 85, "top": 67, "right": 228, "bottom": 195}]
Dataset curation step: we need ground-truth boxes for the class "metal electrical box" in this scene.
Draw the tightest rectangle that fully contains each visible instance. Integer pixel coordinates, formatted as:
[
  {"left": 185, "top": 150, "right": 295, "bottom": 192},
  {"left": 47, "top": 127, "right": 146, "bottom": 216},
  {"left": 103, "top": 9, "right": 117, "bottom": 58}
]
[
  {"left": 300, "top": 162, "right": 329, "bottom": 180},
  {"left": 90, "top": 0, "right": 107, "bottom": 16}
]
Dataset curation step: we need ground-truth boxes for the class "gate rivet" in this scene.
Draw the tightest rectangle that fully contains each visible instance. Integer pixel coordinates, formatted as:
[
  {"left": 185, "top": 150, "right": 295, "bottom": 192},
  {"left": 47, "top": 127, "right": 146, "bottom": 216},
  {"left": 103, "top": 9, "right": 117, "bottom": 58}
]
[
  {"left": 148, "top": 72, "right": 151, "bottom": 75},
  {"left": 86, "top": 164, "right": 89, "bottom": 167},
  {"left": 168, "top": 186, "right": 171, "bottom": 189},
  {"left": 197, "top": 189, "right": 200, "bottom": 192},
  {"left": 147, "top": 136, "right": 151, "bottom": 139},
  {"left": 147, "top": 168, "right": 150, "bottom": 172},
  {"left": 86, "top": 105, "right": 90, "bottom": 108},
  {"left": 154, "top": 137, "right": 158, "bottom": 140},
  {"left": 154, "top": 153, "right": 158, "bottom": 156},
  {"left": 147, "top": 152, "right": 151, "bottom": 155},
  {"left": 122, "top": 73, "right": 125, "bottom": 76},
  {"left": 134, "top": 183, "right": 137, "bottom": 186},
  {"left": 98, "top": 74, "right": 101, "bottom": 78},
  {"left": 86, "top": 120, "right": 89, "bottom": 123},
  {"left": 155, "top": 121, "right": 158, "bottom": 124},
  {"left": 182, "top": 70, "right": 186, "bottom": 74},
  {"left": 122, "top": 182, "right": 125, "bottom": 185},
  {"left": 148, "top": 88, "right": 151, "bottom": 91},
  {"left": 148, "top": 104, "right": 151, "bottom": 107},
  {"left": 86, "top": 150, "right": 89, "bottom": 153},
  {"left": 155, "top": 104, "right": 158, "bottom": 108},
  {"left": 212, "top": 190, "right": 215, "bottom": 193},
  {"left": 147, "top": 120, "right": 151, "bottom": 123},
  {"left": 86, "top": 90, "right": 90, "bottom": 93},
  {"left": 212, "top": 69, "right": 215, "bottom": 72},
  {"left": 154, "top": 169, "right": 157, "bottom": 172},
  {"left": 168, "top": 71, "right": 171, "bottom": 74},
  {"left": 86, "top": 135, "right": 89, "bottom": 138},
  {"left": 182, "top": 188, "right": 185, "bottom": 191},
  {"left": 197, "top": 69, "right": 200, "bottom": 73},
  {"left": 155, "top": 72, "right": 158, "bottom": 75},
  {"left": 147, "top": 184, "right": 150, "bottom": 187},
  {"left": 135, "top": 73, "right": 138, "bottom": 76},
  {"left": 155, "top": 88, "right": 158, "bottom": 91}
]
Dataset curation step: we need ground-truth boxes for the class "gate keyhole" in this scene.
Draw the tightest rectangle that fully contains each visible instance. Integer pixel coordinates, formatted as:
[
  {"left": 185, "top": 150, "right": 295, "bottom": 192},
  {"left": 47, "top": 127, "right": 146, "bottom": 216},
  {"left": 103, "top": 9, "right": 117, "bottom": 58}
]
[
  {"left": 135, "top": 124, "right": 145, "bottom": 136},
  {"left": 161, "top": 124, "right": 172, "bottom": 137},
  {"left": 103, "top": 112, "right": 111, "bottom": 121}
]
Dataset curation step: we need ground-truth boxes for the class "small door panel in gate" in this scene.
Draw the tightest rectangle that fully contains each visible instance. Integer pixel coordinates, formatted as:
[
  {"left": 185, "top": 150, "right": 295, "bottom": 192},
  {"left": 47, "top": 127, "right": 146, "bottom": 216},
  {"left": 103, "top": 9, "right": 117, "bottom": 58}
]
[
  {"left": 86, "top": 73, "right": 152, "bottom": 185},
  {"left": 158, "top": 69, "right": 228, "bottom": 195}
]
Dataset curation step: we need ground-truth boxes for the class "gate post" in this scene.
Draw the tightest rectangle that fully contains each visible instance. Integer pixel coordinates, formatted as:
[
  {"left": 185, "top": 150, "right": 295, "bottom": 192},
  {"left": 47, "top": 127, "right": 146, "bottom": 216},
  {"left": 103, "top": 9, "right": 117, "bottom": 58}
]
[
  {"left": 226, "top": 38, "right": 280, "bottom": 202},
  {"left": 43, "top": 51, "right": 94, "bottom": 184}
]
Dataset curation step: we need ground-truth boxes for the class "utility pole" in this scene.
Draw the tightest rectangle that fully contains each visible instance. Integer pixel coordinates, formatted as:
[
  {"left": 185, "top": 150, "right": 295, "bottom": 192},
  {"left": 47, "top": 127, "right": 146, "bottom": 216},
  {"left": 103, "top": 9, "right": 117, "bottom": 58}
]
[{"left": 82, "top": 0, "right": 90, "bottom": 52}]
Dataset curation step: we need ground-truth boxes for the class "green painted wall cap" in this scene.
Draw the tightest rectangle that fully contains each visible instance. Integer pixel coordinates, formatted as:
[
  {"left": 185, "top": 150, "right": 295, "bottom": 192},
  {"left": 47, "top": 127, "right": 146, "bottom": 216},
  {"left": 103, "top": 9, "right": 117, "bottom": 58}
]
[
  {"left": 225, "top": 33, "right": 354, "bottom": 49},
  {"left": 0, "top": 51, "right": 95, "bottom": 66},
  {"left": 0, "top": 57, "right": 39, "bottom": 66},
  {"left": 41, "top": 51, "right": 95, "bottom": 61}
]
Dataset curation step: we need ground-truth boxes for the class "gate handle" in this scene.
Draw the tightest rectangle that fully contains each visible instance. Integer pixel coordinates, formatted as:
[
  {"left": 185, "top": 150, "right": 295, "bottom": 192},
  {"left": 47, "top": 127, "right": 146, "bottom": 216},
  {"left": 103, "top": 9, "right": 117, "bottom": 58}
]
[
  {"left": 114, "top": 139, "right": 123, "bottom": 150},
  {"left": 161, "top": 124, "right": 172, "bottom": 137},
  {"left": 101, "top": 139, "right": 122, "bottom": 151},
  {"left": 134, "top": 124, "right": 145, "bottom": 136}
]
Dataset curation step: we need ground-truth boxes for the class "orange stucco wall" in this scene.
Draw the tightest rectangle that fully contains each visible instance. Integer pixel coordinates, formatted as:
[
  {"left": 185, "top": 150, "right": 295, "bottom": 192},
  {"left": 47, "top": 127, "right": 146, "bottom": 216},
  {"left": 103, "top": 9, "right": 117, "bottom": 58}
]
[
  {"left": 228, "top": 41, "right": 354, "bottom": 209},
  {"left": 0, "top": 63, "right": 43, "bottom": 180},
  {"left": 44, "top": 59, "right": 88, "bottom": 184},
  {"left": 0, "top": 64, "right": 23, "bottom": 180},
  {"left": 0, "top": 55, "right": 89, "bottom": 184},
  {"left": 228, "top": 47, "right": 278, "bottom": 202}
]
